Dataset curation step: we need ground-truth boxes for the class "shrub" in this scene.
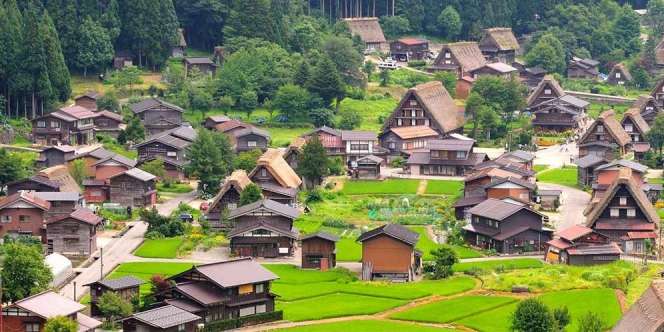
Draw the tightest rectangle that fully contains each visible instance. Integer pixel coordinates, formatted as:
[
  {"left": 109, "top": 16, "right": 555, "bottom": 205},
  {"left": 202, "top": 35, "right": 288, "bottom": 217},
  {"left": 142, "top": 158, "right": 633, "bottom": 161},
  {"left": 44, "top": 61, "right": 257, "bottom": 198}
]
[
  {"left": 337, "top": 110, "right": 362, "bottom": 130},
  {"left": 328, "top": 156, "right": 345, "bottom": 175},
  {"left": 429, "top": 247, "right": 458, "bottom": 279},
  {"left": 390, "top": 156, "right": 405, "bottom": 168},
  {"left": 407, "top": 60, "right": 426, "bottom": 68},
  {"left": 511, "top": 298, "right": 554, "bottom": 332},
  {"left": 322, "top": 218, "right": 353, "bottom": 229},
  {"left": 577, "top": 312, "right": 603, "bottom": 332},
  {"left": 305, "top": 189, "right": 323, "bottom": 203}
]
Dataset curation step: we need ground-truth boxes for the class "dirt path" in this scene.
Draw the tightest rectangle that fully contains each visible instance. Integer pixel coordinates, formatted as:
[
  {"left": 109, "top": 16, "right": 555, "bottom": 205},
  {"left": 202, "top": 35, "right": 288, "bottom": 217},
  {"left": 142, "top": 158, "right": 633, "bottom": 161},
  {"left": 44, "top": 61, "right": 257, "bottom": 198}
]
[{"left": 416, "top": 179, "right": 428, "bottom": 195}]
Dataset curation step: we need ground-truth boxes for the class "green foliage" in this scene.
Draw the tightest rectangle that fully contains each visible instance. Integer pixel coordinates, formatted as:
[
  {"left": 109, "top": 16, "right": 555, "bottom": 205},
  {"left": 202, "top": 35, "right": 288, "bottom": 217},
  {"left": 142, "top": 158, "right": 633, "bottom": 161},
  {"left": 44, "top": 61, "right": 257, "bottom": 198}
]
[
  {"left": 186, "top": 129, "right": 234, "bottom": 197},
  {"left": 337, "top": 108, "right": 362, "bottom": 130},
  {"left": 238, "top": 90, "right": 258, "bottom": 117},
  {"left": 379, "top": 69, "right": 389, "bottom": 87},
  {"left": 437, "top": 6, "right": 462, "bottom": 39},
  {"left": 97, "top": 91, "right": 120, "bottom": 112},
  {"left": 44, "top": 316, "right": 78, "bottom": 332},
  {"left": 390, "top": 295, "right": 517, "bottom": 323},
  {"left": 322, "top": 35, "right": 363, "bottom": 87},
  {"left": 434, "top": 71, "right": 457, "bottom": 98},
  {"left": 139, "top": 158, "right": 166, "bottom": 180},
  {"left": 118, "top": 116, "right": 145, "bottom": 145},
  {"left": 536, "top": 166, "right": 579, "bottom": 188},
  {"left": 134, "top": 237, "right": 183, "bottom": 258},
  {"left": 1, "top": 242, "right": 53, "bottom": 302},
  {"left": 108, "top": 67, "right": 143, "bottom": 94},
  {"left": 274, "top": 84, "right": 313, "bottom": 121},
  {"left": 298, "top": 137, "right": 329, "bottom": 185},
  {"left": 553, "top": 306, "right": 571, "bottom": 332},
  {"left": 233, "top": 149, "right": 262, "bottom": 173},
  {"left": 380, "top": 15, "right": 411, "bottom": 39},
  {"left": 309, "top": 108, "right": 335, "bottom": 128},
  {"left": 75, "top": 17, "right": 113, "bottom": 76},
  {"left": 140, "top": 208, "right": 185, "bottom": 238},
  {"left": 308, "top": 55, "right": 344, "bottom": 107},
  {"left": 511, "top": 299, "right": 554, "bottom": 332},
  {"left": 69, "top": 159, "right": 87, "bottom": 186},
  {"left": 429, "top": 246, "right": 458, "bottom": 279},
  {"left": 98, "top": 291, "right": 133, "bottom": 325},
  {"left": 577, "top": 311, "right": 604, "bottom": 332},
  {"left": 327, "top": 156, "right": 345, "bottom": 176},
  {"left": 240, "top": 183, "right": 263, "bottom": 206},
  {"left": 526, "top": 33, "right": 566, "bottom": 74},
  {"left": 648, "top": 113, "right": 664, "bottom": 155},
  {"left": 0, "top": 148, "right": 31, "bottom": 194}
]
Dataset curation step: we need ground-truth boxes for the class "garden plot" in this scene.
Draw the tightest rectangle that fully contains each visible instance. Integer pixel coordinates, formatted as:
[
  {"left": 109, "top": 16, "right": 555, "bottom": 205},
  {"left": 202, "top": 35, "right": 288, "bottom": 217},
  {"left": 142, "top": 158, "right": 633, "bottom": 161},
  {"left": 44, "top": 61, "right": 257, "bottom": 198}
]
[{"left": 276, "top": 320, "right": 460, "bottom": 332}]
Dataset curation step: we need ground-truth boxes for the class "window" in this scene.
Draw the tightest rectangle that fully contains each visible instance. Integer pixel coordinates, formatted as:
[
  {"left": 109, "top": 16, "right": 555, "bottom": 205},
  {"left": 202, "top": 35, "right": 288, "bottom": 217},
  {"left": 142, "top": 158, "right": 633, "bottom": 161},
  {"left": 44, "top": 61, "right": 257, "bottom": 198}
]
[
  {"left": 255, "top": 283, "right": 264, "bottom": 293},
  {"left": 444, "top": 60, "right": 452, "bottom": 64},
  {"left": 388, "top": 142, "right": 395, "bottom": 149},
  {"left": 456, "top": 151, "right": 467, "bottom": 159},
  {"left": 544, "top": 89, "right": 551, "bottom": 95},
  {"left": 627, "top": 208, "right": 636, "bottom": 217},
  {"left": 597, "top": 125, "right": 604, "bottom": 133},
  {"left": 256, "top": 304, "right": 267, "bottom": 313},
  {"left": 19, "top": 215, "right": 30, "bottom": 223},
  {"left": 248, "top": 141, "right": 257, "bottom": 147},
  {"left": 411, "top": 110, "right": 416, "bottom": 117},
  {"left": 624, "top": 124, "right": 633, "bottom": 132},
  {"left": 239, "top": 306, "right": 256, "bottom": 317},
  {"left": 444, "top": 52, "right": 451, "bottom": 58},
  {"left": 166, "top": 151, "right": 177, "bottom": 157},
  {"left": 397, "top": 119, "right": 402, "bottom": 126},
  {"left": 610, "top": 208, "right": 619, "bottom": 217},
  {"left": 409, "top": 100, "right": 417, "bottom": 106},
  {"left": 619, "top": 197, "right": 627, "bottom": 206},
  {"left": 25, "top": 323, "right": 40, "bottom": 332},
  {"left": 260, "top": 168, "right": 267, "bottom": 177},
  {"left": 1, "top": 215, "right": 10, "bottom": 223},
  {"left": 37, "top": 121, "right": 46, "bottom": 128},
  {"left": 411, "top": 119, "right": 416, "bottom": 125},
  {"left": 177, "top": 324, "right": 186, "bottom": 332},
  {"left": 50, "top": 121, "right": 60, "bottom": 128},
  {"left": 431, "top": 150, "right": 440, "bottom": 158},
  {"left": 616, "top": 72, "right": 621, "bottom": 78},
  {"left": 227, "top": 203, "right": 237, "bottom": 210},
  {"left": 239, "top": 283, "right": 254, "bottom": 294}
]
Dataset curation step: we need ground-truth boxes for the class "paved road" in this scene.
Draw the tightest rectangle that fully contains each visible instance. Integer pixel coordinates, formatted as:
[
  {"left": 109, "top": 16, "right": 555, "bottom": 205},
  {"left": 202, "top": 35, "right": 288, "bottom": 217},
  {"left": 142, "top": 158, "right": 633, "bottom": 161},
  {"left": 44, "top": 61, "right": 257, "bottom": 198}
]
[
  {"left": 538, "top": 182, "right": 590, "bottom": 230},
  {"left": 58, "top": 190, "right": 198, "bottom": 300},
  {"left": 534, "top": 143, "right": 578, "bottom": 168}
]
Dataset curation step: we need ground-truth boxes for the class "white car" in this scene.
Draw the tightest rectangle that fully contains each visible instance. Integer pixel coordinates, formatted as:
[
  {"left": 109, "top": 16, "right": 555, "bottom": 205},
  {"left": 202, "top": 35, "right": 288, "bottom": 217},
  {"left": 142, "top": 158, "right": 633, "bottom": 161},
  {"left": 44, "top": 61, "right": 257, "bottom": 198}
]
[{"left": 378, "top": 58, "right": 398, "bottom": 69}]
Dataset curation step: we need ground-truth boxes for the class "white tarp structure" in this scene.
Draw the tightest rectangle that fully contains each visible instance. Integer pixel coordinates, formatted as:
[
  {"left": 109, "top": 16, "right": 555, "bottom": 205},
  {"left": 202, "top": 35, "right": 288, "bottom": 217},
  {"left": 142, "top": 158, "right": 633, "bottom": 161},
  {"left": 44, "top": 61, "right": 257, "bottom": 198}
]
[{"left": 45, "top": 253, "right": 74, "bottom": 288}]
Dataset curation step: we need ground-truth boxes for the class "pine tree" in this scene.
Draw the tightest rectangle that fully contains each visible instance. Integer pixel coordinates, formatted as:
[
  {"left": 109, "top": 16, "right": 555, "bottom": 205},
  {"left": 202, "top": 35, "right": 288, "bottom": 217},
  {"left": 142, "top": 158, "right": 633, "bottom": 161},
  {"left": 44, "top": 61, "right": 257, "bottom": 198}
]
[
  {"left": 307, "top": 55, "right": 343, "bottom": 107},
  {"left": 298, "top": 136, "right": 329, "bottom": 187},
  {"left": 294, "top": 59, "right": 310, "bottom": 87},
  {"left": 224, "top": 0, "right": 275, "bottom": 42},
  {"left": 76, "top": 17, "right": 114, "bottom": 76},
  {"left": 22, "top": 5, "right": 53, "bottom": 118},
  {"left": 46, "top": 0, "right": 80, "bottom": 69},
  {"left": 100, "top": 0, "right": 121, "bottom": 43},
  {"left": 1, "top": 0, "right": 23, "bottom": 117},
  {"left": 41, "top": 12, "right": 71, "bottom": 103}
]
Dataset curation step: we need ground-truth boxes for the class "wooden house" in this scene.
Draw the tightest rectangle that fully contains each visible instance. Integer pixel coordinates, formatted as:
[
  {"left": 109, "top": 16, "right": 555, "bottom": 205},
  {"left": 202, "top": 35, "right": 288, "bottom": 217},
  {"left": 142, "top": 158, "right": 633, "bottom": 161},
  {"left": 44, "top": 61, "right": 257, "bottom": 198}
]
[
  {"left": 231, "top": 127, "right": 270, "bottom": 152},
  {"left": 526, "top": 75, "right": 565, "bottom": 109},
  {"left": 135, "top": 126, "right": 196, "bottom": 180},
  {"left": 74, "top": 91, "right": 100, "bottom": 110},
  {"left": 622, "top": 108, "right": 651, "bottom": 159},
  {"left": 38, "top": 165, "right": 82, "bottom": 194},
  {"left": 538, "top": 189, "right": 562, "bottom": 211},
  {"left": 109, "top": 168, "right": 157, "bottom": 208},
  {"left": 634, "top": 95, "right": 660, "bottom": 125},
  {"left": 469, "top": 62, "right": 518, "bottom": 79},
  {"left": 130, "top": 98, "right": 184, "bottom": 135},
  {"left": 357, "top": 224, "right": 421, "bottom": 282},
  {"left": 405, "top": 139, "right": 488, "bottom": 176},
  {"left": 227, "top": 199, "right": 300, "bottom": 257},
  {"left": 578, "top": 110, "right": 630, "bottom": 161},
  {"left": 1, "top": 291, "right": 101, "bottom": 332},
  {"left": 576, "top": 154, "right": 607, "bottom": 188},
  {"left": 67, "top": 146, "right": 115, "bottom": 175},
  {"left": 36, "top": 145, "right": 76, "bottom": 169},
  {"left": 184, "top": 57, "right": 217, "bottom": 77},
  {"left": 283, "top": 137, "right": 306, "bottom": 170},
  {"left": 379, "top": 125, "right": 440, "bottom": 156},
  {"left": 203, "top": 115, "right": 231, "bottom": 130},
  {"left": 122, "top": 305, "right": 202, "bottom": 332},
  {"left": 351, "top": 155, "right": 383, "bottom": 179},
  {"left": 484, "top": 177, "right": 536, "bottom": 203},
  {"left": 82, "top": 154, "right": 137, "bottom": 203},
  {"left": 463, "top": 198, "right": 552, "bottom": 254},
  {"left": 567, "top": 57, "right": 600, "bottom": 79},
  {"left": 455, "top": 75, "right": 474, "bottom": 99},
  {"left": 494, "top": 150, "right": 536, "bottom": 171},
  {"left": 301, "top": 232, "right": 339, "bottom": 270},
  {"left": 46, "top": 207, "right": 102, "bottom": 257},
  {"left": 650, "top": 79, "right": 664, "bottom": 109},
  {"left": 215, "top": 119, "right": 251, "bottom": 136},
  {"left": 302, "top": 127, "right": 384, "bottom": 162},
  {"left": 6, "top": 175, "right": 61, "bottom": 195},
  {"left": 585, "top": 168, "right": 659, "bottom": 255},
  {"left": 343, "top": 17, "right": 387, "bottom": 52},
  {"left": 0, "top": 192, "right": 50, "bottom": 242},
  {"left": 382, "top": 81, "right": 463, "bottom": 141},
  {"left": 390, "top": 38, "right": 429, "bottom": 62},
  {"left": 161, "top": 258, "right": 279, "bottom": 324},
  {"left": 32, "top": 106, "right": 96, "bottom": 146},
  {"left": 607, "top": 63, "right": 632, "bottom": 85},
  {"left": 206, "top": 170, "right": 252, "bottom": 231},
  {"left": 612, "top": 280, "right": 664, "bottom": 332},
  {"left": 302, "top": 126, "right": 345, "bottom": 158},
  {"left": 479, "top": 28, "right": 519, "bottom": 63},
  {"left": 92, "top": 110, "right": 124, "bottom": 138},
  {"left": 520, "top": 66, "right": 547, "bottom": 89},
  {"left": 531, "top": 94, "right": 589, "bottom": 132},
  {"left": 34, "top": 192, "right": 84, "bottom": 218},
  {"left": 430, "top": 42, "right": 486, "bottom": 78},
  {"left": 249, "top": 149, "right": 302, "bottom": 194},
  {"left": 86, "top": 276, "right": 143, "bottom": 316},
  {"left": 545, "top": 225, "right": 621, "bottom": 265},
  {"left": 590, "top": 160, "right": 661, "bottom": 205}
]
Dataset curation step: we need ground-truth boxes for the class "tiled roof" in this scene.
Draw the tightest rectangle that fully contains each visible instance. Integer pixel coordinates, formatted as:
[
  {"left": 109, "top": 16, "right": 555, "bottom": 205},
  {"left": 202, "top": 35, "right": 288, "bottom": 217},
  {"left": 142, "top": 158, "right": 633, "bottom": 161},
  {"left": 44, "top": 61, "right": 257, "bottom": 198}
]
[
  {"left": 566, "top": 243, "right": 622, "bottom": 255},
  {"left": 86, "top": 276, "right": 143, "bottom": 290},
  {"left": 341, "top": 130, "right": 377, "bottom": 141},
  {"left": 575, "top": 154, "right": 606, "bottom": 168},
  {"left": 595, "top": 159, "right": 648, "bottom": 173},
  {"left": 115, "top": 168, "right": 156, "bottom": 182},
  {"left": 129, "top": 98, "right": 184, "bottom": 114},
  {"left": 556, "top": 225, "right": 593, "bottom": 242},
  {"left": 48, "top": 207, "right": 102, "bottom": 226},
  {"left": 0, "top": 192, "right": 50, "bottom": 210},
  {"left": 385, "top": 125, "right": 439, "bottom": 140},
  {"left": 301, "top": 231, "right": 340, "bottom": 242},
  {"left": 94, "top": 110, "right": 123, "bottom": 122},
  {"left": 484, "top": 176, "right": 536, "bottom": 190},
  {"left": 184, "top": 57, "right": 214, "bottom": 65},
  {"left": 184, "top": 257, "right": 279, "bottom": 288},
  {"left": 175, "top": 281, "right": 227, "bottom": 305},
  {"left": 11, "top": 291, "right": 85, "bottom": 318},
  {"left": 468, "top": 198, "right": 538, "bottom": 221},
  {"left": 33, "top": 191, "right": 81, "bottom": 202},
  {"left": 129, "top": 305, "right": 201, "bottom": 329},
  {"left": 428, "top": 139, "right": 474, "bottom": 151},
  {"left": 227, "top": 199, "right": 301, "bottom": 220},
  {"left": 357, "top": 223, "right": 419, "bottom": 246}
]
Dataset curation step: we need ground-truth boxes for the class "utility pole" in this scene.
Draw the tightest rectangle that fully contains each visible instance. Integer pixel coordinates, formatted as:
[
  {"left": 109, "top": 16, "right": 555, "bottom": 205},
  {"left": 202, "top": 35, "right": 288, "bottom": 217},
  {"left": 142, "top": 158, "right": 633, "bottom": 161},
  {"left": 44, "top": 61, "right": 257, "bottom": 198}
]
[
  {"left": 73, "top": 281, "right": 77, "bottom": 300},
  {"left": 100, "top": 247, "right": 104, "bottom": 279}
]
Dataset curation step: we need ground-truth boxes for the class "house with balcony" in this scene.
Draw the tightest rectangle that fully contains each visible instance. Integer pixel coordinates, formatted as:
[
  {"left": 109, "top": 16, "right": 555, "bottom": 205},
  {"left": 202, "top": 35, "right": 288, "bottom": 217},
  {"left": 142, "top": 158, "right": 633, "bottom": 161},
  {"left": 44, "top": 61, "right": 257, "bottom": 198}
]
[
  {"left": 379, "top": 125, "right": 440, "bottom": 157},
  {"left": 32, "top": 106, "right": 97, "bottom": 146},
  {"left": 530, "top": 94, "right": 589, "bottom": 132},
  {"left": 93, "top": 110, "right": 124, "bottom": 138},
  {"left": 129, "top": 98, "right": 184, "bottom": 135},
  {"left": 405, "top": 138, "right": 487, "bottom": 176},
  {"left": 622, "top": 108, "right": 651, "bottom": 160},
  {"left": 390, "top": 38, "right": 429, "bottom": 62},
  {"left": 135, "top": 126, "right": 196, "bottom": 180},
  {"left": 429, "top": 42, "right": 486, "bottom": 78},
  {"left": 585, "top": 167, "right": 659, "bottom": 255},
  {"left": 159, "top": 258, "right": 279, "bottom": 325},
  {"left": 302, "top": 126, "right": 385, "bottom": 163},
  {"left": 0, "top": 192, "right": 50, "bottom": 242},
  {"left": 463, "top": 198, "right": 552, "bottom": 254}
]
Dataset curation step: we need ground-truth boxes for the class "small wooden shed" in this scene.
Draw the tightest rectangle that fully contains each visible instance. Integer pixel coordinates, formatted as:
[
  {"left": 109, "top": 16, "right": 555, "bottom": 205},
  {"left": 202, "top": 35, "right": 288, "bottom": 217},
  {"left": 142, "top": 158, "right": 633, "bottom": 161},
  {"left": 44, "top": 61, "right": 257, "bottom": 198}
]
[
  {"left": 85, "top": 276, "right": 143, "bottom": 316},
  {"left": 301, "top": 232, "right": 339, "bottom": 270},
  {"left": 353, "top": 155, "right": 383, "bottom": 179}
]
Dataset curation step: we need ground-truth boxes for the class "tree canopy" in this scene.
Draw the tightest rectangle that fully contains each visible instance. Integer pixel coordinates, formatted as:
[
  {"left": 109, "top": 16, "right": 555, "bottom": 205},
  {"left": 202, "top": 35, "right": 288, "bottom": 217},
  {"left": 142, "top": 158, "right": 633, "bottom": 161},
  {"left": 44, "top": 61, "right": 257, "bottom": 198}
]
[{"left": 1, "top": 242, "right": 53, "bottom": 302}]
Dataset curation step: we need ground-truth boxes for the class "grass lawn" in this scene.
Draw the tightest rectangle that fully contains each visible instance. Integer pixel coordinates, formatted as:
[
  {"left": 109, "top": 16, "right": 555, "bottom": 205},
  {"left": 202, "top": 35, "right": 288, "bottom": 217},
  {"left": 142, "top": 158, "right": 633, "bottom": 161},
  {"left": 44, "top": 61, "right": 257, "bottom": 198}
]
[
  {"left": 624, "top": 264, "right": 660, "bottom": 305},
  {"left": 265, "top": 264, "right": 351, "bottom": 284},
  {"left": 109, "top": 262, "right": 193, "bottom": 293},
  {"left": 456, "top": 301, "right": 517, "bottom": 332},
  {"left": 534, "top": 164, "right": 549, "bottom": 173},
  {"left": 276, "top": 319, "right": 460, "bottom": 331},
  {"left": 390, "top": 295, "right": 517, "bottom": 323},
  {"left": 338, "top": 97, "right": 398, "bottom": 132},
  {"left": 536, "top": 166, "right": 579, "bottom": 188},
  {"left": 341, "top": 179, "right": 420, "bottom": 195},
  {"left": 278, "top": 293, "right": 408, "bottom": 321},
  {"left": 423, "top": 180, "right": 463, "bottom": 196},
  {"left": 539, "top": 288, "right": 621, "bottom": 331},
  {"left": 133, "top": 237, "right": 184, "bottom": 258},
  {"left": 409, "top": 226, "right": 482, "bottom": 260},
  {"left": 157, "top": 182, "right": 193, "bottom": 194},
  {"left": 452, "top": 258, "right": 543, "bottom": 273},
  {"left": 266, "top": 127, "right": 312, "bottom": 147},
  {"left": 336, "top": 237, "right": 362, "bottom": 262}
]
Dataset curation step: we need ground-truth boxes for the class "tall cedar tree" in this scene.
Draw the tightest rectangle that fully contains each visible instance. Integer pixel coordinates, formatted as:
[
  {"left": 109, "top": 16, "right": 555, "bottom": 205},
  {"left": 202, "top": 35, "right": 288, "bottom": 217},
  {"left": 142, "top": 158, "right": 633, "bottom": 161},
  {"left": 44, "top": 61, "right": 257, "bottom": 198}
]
[
  {"left": 174, "top": 0, "right": 228, "bottom": 50},
  {"left": 224, "top": 0, "right": 275, "bottom": 43},
  {"left": 1, "top": 242, "right": 53, "bottom": 302},
  {"left": 41, "top": 12, "right": 71, "bottom": 102},
  {"left": 308, "top": 55, "right": 343, "bottom": 108},
  {"left": 298, "top": 136, "right": 329, "bottom": 186},
  {"left": 45, "top": 0, "right": 79, "bottom": 69},
  {"left": 186, "top": 129, "right": 234, "bottom": 197},
  {"left": 119, "top": 0, "right": 178, "bottom": 68},
  {"left": 76, "top": 17, "right": 114, "bottom": 76}
]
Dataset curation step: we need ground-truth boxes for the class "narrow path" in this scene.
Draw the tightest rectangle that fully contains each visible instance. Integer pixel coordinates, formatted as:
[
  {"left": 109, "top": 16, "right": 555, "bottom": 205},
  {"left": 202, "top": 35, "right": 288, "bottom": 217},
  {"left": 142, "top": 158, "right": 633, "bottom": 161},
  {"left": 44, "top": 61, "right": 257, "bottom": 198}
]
[{"left": 416, "top": 179, "right": 428, "bottom": 195}]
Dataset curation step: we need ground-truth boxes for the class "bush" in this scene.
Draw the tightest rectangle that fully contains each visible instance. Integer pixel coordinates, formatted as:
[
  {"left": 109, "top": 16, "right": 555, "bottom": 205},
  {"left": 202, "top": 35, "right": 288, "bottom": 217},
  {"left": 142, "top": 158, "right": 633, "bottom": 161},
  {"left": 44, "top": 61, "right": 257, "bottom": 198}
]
[
  {"left": 203, "top": 311, "right": 283, "bottom": 331},
  {"left": 407, "top": 60, "right": 426, "bottom": 68},
  {"left": 328, "top": 156, "right": 345, "bottom": 175},
  {"left": 322, "top": 218, "right": 353, "bottom": 229},
  {"left": 305, "top": 189, "right": 323, "bottom": 203},
  {"left": 347, "top": 87, "right": 366, "bottom": 100},
  {"left": 390, "top": 156, "right": 405, "bottom": 168},
  {"left": 337, "top": 110, "right": 362, "bottom": 130},
  {"left": 511, "top": 298, "right": 554, "bottom": 332},
  {"left": 577, "top": 312, "right": 603, "bottom": 332}
]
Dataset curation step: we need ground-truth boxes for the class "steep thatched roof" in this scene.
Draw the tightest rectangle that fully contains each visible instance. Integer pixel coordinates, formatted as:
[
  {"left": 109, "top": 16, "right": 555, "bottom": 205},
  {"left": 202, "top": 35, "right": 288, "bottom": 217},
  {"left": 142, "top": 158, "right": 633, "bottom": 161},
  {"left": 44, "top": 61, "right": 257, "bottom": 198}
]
[
  {"left": 579, "top": 110, "right": 631, "bottom": 148},
  {"left": 609, "top": 63, "right": 633, "bottom": 81},
  {"left": 481, "top": 27, "right": 519, "bottom": 51},
  {"left": 250, "top": 149, "right": 302, "bottom": 189},
  {"left": 440, "top": 42, "right": 486, "bottom": 71},
  {"left": 343, "top": 17, "right": 386, "bottom": 44},
  {"left": 526, "top": 75, "right": 565, "bottom": 106},
  {"left": 623, "top": 108, "right": 650, "bottom": 135}
]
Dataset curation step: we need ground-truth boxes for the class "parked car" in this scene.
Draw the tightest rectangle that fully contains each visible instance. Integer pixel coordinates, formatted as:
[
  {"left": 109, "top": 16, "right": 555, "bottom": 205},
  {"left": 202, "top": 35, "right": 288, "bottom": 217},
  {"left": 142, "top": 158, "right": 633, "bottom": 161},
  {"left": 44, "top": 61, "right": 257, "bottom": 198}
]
[{"left": 378, "top": 58, "right": 398, "bottom": 69}]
